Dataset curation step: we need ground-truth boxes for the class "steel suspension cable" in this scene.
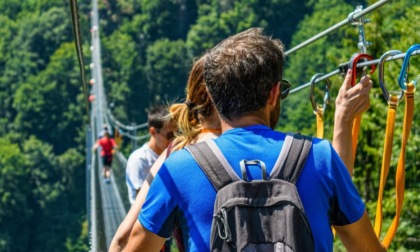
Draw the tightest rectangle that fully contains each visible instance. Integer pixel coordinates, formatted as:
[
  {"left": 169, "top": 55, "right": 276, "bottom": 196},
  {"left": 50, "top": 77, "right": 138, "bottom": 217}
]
[
  {"left": 106, "top": 109, "right": 148, "bottom": 131},
  {"left": 119, "top": 131, "right": 150, "bottom": 141},
  {"left": 285, "top": 0, "right": 390, "bottom": 56},
  {"left": 290, "top": 50, "right": 420, "bottom": 94},
  {"left": 69, "top": 0, "right": 90, "bottom": 123}
]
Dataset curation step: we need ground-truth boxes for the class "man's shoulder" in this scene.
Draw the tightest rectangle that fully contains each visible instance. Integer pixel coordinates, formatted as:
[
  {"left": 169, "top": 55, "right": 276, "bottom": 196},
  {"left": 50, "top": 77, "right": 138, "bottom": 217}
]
[
  {"left": 129, "top": 143, "right": 152, "bottom": 156},
  {"left": 126, "top": 143, "right": 154, "bottom": 165},
  {"left": 165, "top": 147, "right": 192, "bottom": 163},
  {"left": 310, "top": 137, "right": 334, "bottom": 156},
  {"left": 305, "top": 137, "right": 342, "bottom": 178},
  {"left": 161, "top": 148, "right": 198, "bottom": 173}
]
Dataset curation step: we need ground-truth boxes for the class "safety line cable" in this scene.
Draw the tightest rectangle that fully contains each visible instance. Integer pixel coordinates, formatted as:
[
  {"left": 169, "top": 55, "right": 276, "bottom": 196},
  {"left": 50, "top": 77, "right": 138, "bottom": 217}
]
[
  {"left": 69, "top": 0, "right": 90, "bottom": 123},
  {"left": 106, "top": 108, "right": 149, "bottom": 140},
  {"left": 106, "top": 110, "right": 150, "bottom": 141},
  {"left": 290, "top": 49, "right": 420, "bottom": 95},
  {"left": 120, "top": 131, "right": 150, "bottom": 141},
  {"left": 106, "top": 109, "right": 148, "bottom": 131},
  {"left": 285, "top": 0, "right": 390, "bottom": 55}
]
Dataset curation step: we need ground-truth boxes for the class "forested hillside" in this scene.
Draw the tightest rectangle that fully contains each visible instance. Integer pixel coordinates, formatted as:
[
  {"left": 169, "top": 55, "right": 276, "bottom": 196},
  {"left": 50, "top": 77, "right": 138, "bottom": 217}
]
[{"left": 0, "top": 0, "right": 419, "bottom": 251}]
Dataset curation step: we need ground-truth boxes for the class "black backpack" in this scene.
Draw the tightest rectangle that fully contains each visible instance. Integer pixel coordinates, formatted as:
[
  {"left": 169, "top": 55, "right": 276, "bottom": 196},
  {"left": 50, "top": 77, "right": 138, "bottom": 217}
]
[{"left": 186, "top": 133, "right": 314, "bottom": 252}]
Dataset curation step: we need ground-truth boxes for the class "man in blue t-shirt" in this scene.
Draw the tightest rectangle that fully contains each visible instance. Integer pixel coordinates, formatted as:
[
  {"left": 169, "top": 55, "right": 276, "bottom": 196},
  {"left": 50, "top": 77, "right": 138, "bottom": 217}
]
[{"left": 125, "top": 28, "right": 385, "bottom": 251}]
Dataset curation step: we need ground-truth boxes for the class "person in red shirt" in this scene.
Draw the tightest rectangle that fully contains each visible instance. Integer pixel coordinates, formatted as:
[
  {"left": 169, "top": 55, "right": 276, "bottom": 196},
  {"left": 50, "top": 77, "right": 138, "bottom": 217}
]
[{"left": 93, "top": 130, "right": 118, "bottom": 183}]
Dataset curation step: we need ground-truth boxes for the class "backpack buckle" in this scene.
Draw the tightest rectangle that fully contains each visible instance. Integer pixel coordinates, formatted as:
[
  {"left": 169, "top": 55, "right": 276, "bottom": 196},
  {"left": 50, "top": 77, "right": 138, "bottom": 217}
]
[
  {"left": 214, "top": 208, "right": 232, "bottom": 243},
  {"left": 239, "top": 160, "right": 268, "bottom": 181}
]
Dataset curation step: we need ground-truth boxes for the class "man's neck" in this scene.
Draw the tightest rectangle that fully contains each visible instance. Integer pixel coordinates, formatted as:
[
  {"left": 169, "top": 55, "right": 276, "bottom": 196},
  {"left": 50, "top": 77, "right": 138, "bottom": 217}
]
[
  {"left": 148, "top": 137, "right": 163, "bottom": 155},
  {"left": 200, "top": 113, "right": 221, "bottom": 131},
  {"left": 220, "top": 113, "right": 270, "bottom": 132}
]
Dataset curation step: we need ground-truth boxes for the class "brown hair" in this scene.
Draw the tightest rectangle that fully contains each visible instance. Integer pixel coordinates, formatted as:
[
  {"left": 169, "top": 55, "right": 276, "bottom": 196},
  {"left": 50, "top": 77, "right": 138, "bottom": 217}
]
[
  {"left": 147, "top": 105, "right": 169, "bottom": 130},
  {"left": 204, "top": 28, "right": 285, "bottom": 120},
  {"left": 170, "top": 55, "right": 214, "bottom": 151}
]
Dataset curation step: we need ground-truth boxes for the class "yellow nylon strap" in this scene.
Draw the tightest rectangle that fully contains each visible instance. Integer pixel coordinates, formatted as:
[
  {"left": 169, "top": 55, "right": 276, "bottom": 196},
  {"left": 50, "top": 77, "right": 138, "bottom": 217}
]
[
  {"left": 351, "top": 115, "right": 361, "bottom": 161},
  {"left": 114, "top": 128, "right": 122, "bottom": 146},
  {"left": 374, "top": 95, "right": 399, "bottom": 237},
  {"left": 315, "top": 107, "right": 324, "bottom": 139},
  {"left": 382, "top": 82, "right": 415, "bottom": 248}
]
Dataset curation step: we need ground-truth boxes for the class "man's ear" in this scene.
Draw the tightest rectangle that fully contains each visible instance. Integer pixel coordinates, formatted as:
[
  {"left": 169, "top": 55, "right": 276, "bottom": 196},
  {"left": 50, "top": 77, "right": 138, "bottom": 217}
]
[
  {"left": 149, "top": 127, "right": 157, "bottom": 136},
  {"left": 268, "top": 82, "right": 280, "bottom": 106}
]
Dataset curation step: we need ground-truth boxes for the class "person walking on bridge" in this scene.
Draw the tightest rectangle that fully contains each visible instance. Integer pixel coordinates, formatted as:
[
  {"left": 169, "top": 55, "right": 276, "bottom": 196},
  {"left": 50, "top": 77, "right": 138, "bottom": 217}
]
[{"left": 92, "top": 129, "right": 118, "bottom": 183}]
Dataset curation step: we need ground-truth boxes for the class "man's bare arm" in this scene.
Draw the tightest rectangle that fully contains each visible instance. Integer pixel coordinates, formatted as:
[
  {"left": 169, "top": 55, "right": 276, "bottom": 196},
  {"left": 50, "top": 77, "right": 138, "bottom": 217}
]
[
  {"left": 122, "top": 220, "right": 166, "bottom": 252},
  {"left": 109, "top": 153, "right": 166, "bottom": 251},
  {"left": 334, "top": 211, "right": 386, "bottom": 252}
]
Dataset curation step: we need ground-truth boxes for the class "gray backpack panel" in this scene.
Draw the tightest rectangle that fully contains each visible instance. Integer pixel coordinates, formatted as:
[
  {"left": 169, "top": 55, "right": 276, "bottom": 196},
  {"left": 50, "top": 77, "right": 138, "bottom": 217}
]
[{"left": 186, "top": 133, "right": 314, "bottom": 252}]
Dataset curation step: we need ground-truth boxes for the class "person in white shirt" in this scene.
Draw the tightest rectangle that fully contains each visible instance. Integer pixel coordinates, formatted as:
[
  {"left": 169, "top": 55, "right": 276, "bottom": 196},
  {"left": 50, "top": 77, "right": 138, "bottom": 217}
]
[{"left": 125, "top": 105, "right": 176, "bottom": 204}]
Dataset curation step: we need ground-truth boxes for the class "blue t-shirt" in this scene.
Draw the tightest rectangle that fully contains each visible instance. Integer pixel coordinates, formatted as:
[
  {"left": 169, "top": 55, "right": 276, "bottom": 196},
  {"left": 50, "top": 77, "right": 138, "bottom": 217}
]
[{"left": 139, "top": 125, "right": 365, "bottom": 251}]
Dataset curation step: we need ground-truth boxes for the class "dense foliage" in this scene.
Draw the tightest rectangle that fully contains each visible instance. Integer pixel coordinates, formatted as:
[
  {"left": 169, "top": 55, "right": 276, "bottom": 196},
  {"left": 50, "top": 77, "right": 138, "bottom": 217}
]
[{"left": 0, "top": 0, "right": 418, "bottom": 251}]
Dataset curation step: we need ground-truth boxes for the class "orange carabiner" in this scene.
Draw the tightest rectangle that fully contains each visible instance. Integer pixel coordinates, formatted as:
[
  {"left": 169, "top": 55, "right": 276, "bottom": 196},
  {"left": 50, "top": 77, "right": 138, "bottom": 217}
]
[{"left": 350, "top": 53, "right": 376, "bottom": 86}]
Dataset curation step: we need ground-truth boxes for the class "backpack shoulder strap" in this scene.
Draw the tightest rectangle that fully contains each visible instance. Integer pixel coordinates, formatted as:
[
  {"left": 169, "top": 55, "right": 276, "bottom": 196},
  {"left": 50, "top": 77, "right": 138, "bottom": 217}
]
[
  {"left": 270, "top": 133, "right": 313, "bottom": 184},
  {"left": 186, "top": 139, "right": 239, "bottom": 191}
]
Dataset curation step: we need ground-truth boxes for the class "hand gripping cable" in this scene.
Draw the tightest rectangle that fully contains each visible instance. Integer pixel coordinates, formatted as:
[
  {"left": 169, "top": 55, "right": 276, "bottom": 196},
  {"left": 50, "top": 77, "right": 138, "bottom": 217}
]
[{"left": 349, "top": 53, "right": 376, "bottom": 163}]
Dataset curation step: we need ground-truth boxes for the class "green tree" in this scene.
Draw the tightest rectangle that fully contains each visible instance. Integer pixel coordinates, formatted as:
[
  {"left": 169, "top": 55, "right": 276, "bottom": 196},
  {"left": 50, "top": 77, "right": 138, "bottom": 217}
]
[
  {"left": 102, "top": 30, "right": 137, "bottom": 122},
  {"left": 0, "top": 138, "right": 31, "bottom": 252},
  {"left": 22, "top": 136, "right": 61, "bottom": 251},
  {"left": 13, "top": 42, "right": 84, "bottom": 154},
  {"left": 0, "top": 0, "right": 21, "bottom": 18},
  {"left": 0, "top": 15, "right": 19, "bottom": 136},
  {"left": 65, "top": 220, "right": 89, "bottom": 252},
  {"left": 145, "top": 38, "right": 190, "bottom": 104},
  {"left": 139, "top": 0, "right": 198, "bottom": 41},
  {"left": 186, "top": 2, "right": 260, "bottom": 58},
  {"left": 0, "top": 5, "right": 73, "bottom": 137},
  {"left": 13, "top": 6, "right": 72, "bottom": 71},
  {"left": 22, "top": 137, "right": 86, "bottom": 251}
]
